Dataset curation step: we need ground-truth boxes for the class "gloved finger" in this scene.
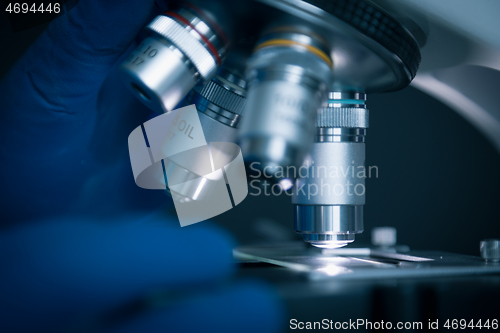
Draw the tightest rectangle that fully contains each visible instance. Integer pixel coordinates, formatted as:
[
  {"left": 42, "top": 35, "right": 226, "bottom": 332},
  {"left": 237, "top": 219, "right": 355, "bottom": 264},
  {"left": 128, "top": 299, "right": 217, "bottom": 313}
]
[
  {"left": 0, "top": 0, "right": 155, "bottom": 116},
  {"left": 0, "top": 215, "right": 235, "bottom": 332},
  {"left": 0, "top": 0, "right": 158, "bottom": 223},
  {"left": 108, "top": 281, "right": 285, "bottom": 333}
]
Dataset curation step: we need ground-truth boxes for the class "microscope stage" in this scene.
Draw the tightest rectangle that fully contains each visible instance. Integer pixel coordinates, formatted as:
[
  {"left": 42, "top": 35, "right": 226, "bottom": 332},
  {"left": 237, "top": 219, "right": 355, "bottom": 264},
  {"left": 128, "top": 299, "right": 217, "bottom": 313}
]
[{"left": 234, "top": 242, "right": 500, "bottom": 280}]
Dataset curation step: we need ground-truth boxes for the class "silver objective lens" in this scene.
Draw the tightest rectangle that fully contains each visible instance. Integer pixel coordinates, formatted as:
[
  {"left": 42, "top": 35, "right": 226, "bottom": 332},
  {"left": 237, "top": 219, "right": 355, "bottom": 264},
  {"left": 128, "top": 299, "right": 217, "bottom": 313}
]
[
  {"left": 119, "top": 7, "right": 228, "bottom": 113},
  {"left": 165, "top": 67, "right": 247, "bottom": 200},
  {"left": 186, "top": 66, "right": 246, "bottom": 131},
  {"left": 292, "top": 92, "right": 368, "bottom": 248},
  {"left": 238, "top": 30, "right": 333, "bottom": 179}
]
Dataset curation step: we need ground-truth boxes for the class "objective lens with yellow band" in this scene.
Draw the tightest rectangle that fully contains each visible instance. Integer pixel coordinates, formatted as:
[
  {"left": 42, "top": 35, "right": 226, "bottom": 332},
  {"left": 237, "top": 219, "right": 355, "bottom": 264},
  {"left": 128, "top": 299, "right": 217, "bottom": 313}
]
[
  {"left": 238, "top": 29, "right": 334, "bottom": 183},
  {"left": 254, "top": 39, "right": 333, "bottom": 69}
]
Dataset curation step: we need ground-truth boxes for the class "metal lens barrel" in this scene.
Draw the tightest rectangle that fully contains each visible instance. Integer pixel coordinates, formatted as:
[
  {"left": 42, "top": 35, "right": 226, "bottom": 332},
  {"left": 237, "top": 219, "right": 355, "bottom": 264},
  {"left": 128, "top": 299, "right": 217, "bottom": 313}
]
[
  {"left": 238, "top": 30, "right": 333, "bottom": 181},
  {"left": 119, "top": 6, "right": 228, "bottom": 113},
  {"left": 292, "top": 92, "right": 368, "bottom": 248},
  {"left": 186, "top": 66, "right": 246, "bottom": 141}
]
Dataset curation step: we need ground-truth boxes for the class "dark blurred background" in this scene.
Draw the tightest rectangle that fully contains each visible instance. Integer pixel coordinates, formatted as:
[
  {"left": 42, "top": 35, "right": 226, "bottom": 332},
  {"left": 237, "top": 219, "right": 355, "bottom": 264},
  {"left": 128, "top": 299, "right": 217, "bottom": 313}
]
[{"left": 1, "top": 12, "right": 499, "bottom": 257}]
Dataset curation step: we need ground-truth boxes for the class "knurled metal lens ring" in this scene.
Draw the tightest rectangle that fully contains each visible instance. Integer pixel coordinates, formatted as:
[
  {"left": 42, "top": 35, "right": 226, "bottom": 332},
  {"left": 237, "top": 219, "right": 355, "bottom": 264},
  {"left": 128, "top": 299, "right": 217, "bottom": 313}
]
[
  {"left": 317, "top": 107, "right": 369, "bottom": 128},
  {"left": 146, "top": 15, "right": 218, "bottom": 79},
  {"left": 194, "top": 80, "right": 246, "bottom": 115}
]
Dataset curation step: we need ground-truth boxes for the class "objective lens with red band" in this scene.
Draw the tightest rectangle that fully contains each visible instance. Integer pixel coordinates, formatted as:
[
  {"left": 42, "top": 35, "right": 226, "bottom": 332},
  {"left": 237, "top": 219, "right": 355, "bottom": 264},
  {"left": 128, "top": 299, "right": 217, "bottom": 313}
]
[
  {"left": 119, "top": 5, "right": 229, "bottom": 113},
  {"left": 164, "top": 10, "right": 223, "bottom": 65}
]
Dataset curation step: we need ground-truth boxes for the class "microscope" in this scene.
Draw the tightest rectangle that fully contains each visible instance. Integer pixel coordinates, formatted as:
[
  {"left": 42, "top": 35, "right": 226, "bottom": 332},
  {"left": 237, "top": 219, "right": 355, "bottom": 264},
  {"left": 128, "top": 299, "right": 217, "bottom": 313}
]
[
  {"left": 120, "top": 0, "right": 500, "bottom": 281},
  {"left": 116, "top": 0, "right": 500, "bottom": 326},
  {"left": 120, "top": 0, "right": 422, "bottom": 248}
]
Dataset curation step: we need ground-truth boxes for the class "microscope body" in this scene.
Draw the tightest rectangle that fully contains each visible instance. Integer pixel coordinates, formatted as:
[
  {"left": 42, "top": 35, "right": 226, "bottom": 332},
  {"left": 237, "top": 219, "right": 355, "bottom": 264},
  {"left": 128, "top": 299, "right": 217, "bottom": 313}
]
[{"left": 118, "top": 0, "right": 421, "bottom": 249}]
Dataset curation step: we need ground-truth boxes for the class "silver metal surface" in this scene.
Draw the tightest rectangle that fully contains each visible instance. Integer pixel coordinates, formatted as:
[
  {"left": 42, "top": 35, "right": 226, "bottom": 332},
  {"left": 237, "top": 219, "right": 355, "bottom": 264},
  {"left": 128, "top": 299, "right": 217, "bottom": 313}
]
[
  {"left": 316, "top": 109, "right": 369, "bottom": 129},
  {"left": 169, "top": 7, "right": 228, "bottom": 62},
  {"left": 238, "top": 77, "right": 325, "bottom": 177},
  {"left": 182, "top": 0, "right": 419, "bottom": 92},
  {"left": 301, "top": 233, "right": 355, "bottom": 249},
  {"left": 186, "top": 66, "right": 247, "bottom": 128},
  {"left": 188, "top": 94, "right": 241, "bottom": 127},
  {"left": 480, "top": 239, "right": 500, "bottom": 262},
  {"left": 119, "top": 8, "right": 228, "bottom": 113},
  {"left": 119, "top": 37, "right": 198, "bottom": 113},
  {"left": 115, "top": 0, "right": 423, "bottom": 248},
  {"left": 119, "top": 0, "right": 419, "bottom": 114},
  {"left": 328, "top": 92, "right": 367, "bottom": 101},
  {"left": 315, "top": 128, "right": 366, "bottom": 142},
  {"left": 238, "top": 31, "right": 332, "bottom": 178},
  {"left": 239, "top": 136, "right": 302, "bottom": 178},
  {"left": 194, "top": 80, "right": 245, "bottom": 115},
  {"left": 249, "top": 0, "right": 417, "bottom": 92},
  {"left": 184, "top": 0, "right": 418, "bottom": 93},
  {"left": 234, "top": 242, "right": 500, "bottom": 280},
  {"left": 295, "top": 205, "right": 363, "bottom": 232},
  {"left": 293, "top": 92, "right": 368, "bottom": 248},
  {"left": 146, "top": 15, "right": 218, "bottom": 79},
  {"left": 292, "top": 142, "right": 366, "bottom": 206},
  {"left": 295, "top": 205, "right": 363, "bottom": 248}
]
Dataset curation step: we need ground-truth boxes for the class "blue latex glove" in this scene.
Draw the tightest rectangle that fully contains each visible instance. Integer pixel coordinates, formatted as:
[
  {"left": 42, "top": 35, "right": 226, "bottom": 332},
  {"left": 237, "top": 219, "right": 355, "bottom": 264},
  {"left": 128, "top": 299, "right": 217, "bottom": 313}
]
[{"left": 0, "top": 0, "right": 284, "bottom": 332}]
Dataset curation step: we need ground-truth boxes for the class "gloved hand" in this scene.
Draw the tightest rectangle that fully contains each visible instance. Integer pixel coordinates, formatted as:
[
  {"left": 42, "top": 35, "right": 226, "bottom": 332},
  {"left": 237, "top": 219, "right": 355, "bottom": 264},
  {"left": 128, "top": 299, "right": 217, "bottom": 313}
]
[
  {"left": 0, "top": 216, "right": 283, "bottom": 333},
  {"left": 0, "top": 0, "right": 284, "bottom": 332}
]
